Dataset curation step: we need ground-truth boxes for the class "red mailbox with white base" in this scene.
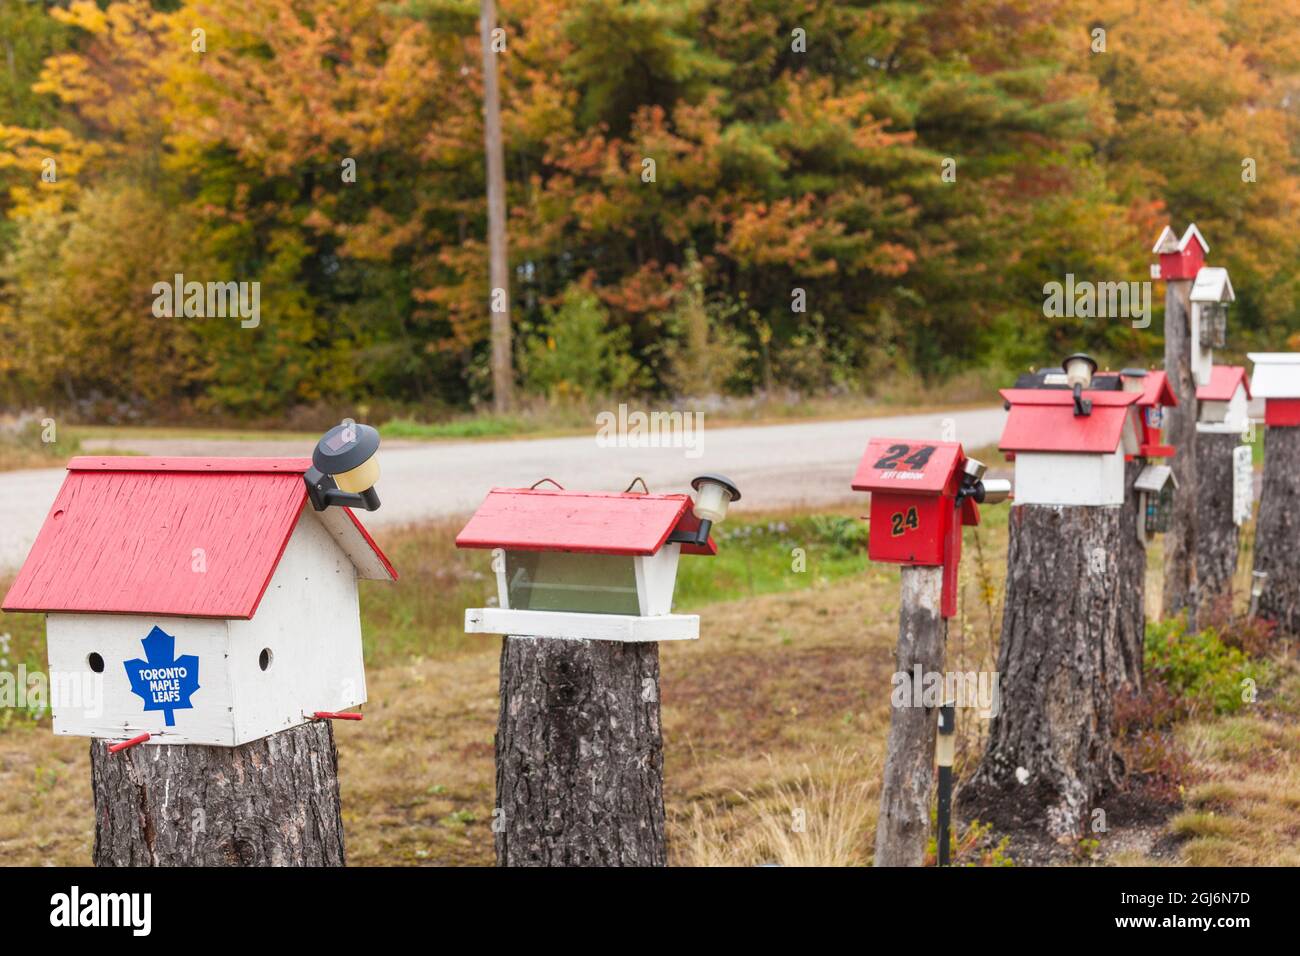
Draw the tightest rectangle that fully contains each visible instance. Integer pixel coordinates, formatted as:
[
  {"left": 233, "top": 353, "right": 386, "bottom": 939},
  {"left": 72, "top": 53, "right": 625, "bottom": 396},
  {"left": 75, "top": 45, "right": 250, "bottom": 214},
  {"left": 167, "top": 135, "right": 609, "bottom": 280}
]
[{"left": 1248, "top": 353, "right": 1300, "bottom": 426}]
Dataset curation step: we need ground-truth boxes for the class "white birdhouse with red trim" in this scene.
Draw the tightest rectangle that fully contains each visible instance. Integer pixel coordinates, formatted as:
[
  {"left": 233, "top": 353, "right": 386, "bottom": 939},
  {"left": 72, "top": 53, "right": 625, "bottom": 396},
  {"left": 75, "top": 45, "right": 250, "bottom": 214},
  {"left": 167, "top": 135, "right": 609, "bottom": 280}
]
[
  {"left": 455, "top": 476, "right": 740, "bottom": 642},
  {"left": 1001, "top": 355, "right": 1146, "bottom": 506},
  {"left": 1196, "top": 365, "right": 1251, "bottom": 433},
  {"left": 1, "top": 429, "right": 396, "bottom": 749},
  {"left": 1248, "top": 353, "right": 1300, "bottom": 427}
]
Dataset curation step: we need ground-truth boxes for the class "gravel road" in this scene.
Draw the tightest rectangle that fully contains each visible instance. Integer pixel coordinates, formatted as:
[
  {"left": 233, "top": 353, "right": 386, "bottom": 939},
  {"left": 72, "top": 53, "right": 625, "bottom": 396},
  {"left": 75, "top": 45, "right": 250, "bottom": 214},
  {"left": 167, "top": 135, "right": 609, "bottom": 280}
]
[{"left": 0, "top": 406, "right": 1006, "bottom": 572}]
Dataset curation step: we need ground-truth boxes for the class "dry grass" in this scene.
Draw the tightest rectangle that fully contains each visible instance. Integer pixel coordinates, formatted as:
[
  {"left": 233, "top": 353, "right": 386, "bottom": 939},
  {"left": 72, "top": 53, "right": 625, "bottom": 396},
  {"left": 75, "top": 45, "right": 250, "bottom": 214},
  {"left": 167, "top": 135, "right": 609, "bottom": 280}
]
[{"left": 2, "top": 502, "right": 1296, "bottom": 867}]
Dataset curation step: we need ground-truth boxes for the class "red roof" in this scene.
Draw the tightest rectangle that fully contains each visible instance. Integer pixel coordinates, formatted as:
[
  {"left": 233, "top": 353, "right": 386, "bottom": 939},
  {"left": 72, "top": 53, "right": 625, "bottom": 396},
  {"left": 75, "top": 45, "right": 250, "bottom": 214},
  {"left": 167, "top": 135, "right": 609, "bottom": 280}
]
[
  {"left": 1196, "top": 365, "right": 1250, "bottom": 402},
  {"left": 2, "top": 457, "right": 395, "bottom": 619},
  {"left": 851, "top": 438, "right": 964, "bottom": 494},
  {"left": 1137, "top": 370, "right": 1177, "bottom": 408},
  {"left": 999, "top": 389, "right": 1137, "bottom": 454},
  {"left": 456, "top": 488, "right": 715, "bottom": 556}
]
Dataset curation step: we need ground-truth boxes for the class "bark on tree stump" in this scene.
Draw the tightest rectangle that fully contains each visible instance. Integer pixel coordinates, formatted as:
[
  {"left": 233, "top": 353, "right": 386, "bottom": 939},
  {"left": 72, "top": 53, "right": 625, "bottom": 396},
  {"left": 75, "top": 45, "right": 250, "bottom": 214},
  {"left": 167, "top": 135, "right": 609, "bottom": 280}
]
[
  {"left": 1252, "top": 426, "right": 1300, "bottom": 635},
  {"left": 90, "top": 720, "right": 345, "bottom": 866},
  {"left": 874, "top": 566, "right": 947, "bottom": 867},
  {"left": 495, "top": 635, "right": 666, "bottom": 866},
  {"left": 1195, "top": 431, "right": 1242, "bottom": 618},
  {"left": 1116, "top": 459, "right": 1145, "bottom": 694},
  {"left": 1162, "top": 279, "right": 1200, "bottom": 626},
  {"left": 961, "top": 505, "right": 1122, "bottom": 839}
]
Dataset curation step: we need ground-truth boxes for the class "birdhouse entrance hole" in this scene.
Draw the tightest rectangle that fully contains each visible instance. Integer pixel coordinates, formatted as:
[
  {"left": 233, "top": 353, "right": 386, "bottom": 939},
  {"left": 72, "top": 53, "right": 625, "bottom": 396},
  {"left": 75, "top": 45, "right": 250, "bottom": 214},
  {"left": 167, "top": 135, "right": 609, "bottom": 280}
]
[
  {"left": 259, "top": 648, "right": 273, "bottom": 671},
  {"left": 87, "top": 652, "right": 104, "bottom": 673}
]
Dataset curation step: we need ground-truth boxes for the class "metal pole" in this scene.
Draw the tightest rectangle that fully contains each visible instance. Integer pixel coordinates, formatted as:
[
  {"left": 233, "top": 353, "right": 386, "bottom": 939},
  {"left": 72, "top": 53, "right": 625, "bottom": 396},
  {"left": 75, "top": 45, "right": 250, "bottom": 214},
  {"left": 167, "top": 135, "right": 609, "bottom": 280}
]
[{"left": 936, "top": 701, "right": 955, "bottom": 866}]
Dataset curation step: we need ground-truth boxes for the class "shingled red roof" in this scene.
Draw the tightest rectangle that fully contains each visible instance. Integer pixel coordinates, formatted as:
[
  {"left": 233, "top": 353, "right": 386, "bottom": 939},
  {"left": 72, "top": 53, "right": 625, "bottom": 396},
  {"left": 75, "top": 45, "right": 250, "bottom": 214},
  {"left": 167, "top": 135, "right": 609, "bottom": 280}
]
[
  {"left": 1196, "top": 365, "right": 1250, "bottom": 403},
  {"left": 456, "top": 487, "right": 716, "bottom": 556},
  {"left": 1137, "top": 370, "right": 1177, "bottom": 407},
  {"left": 999, "top": 389, "right": 1138, "bottom": 454},
  {"left": 2, "top": 457, "right": 395, "bottom": 619}
]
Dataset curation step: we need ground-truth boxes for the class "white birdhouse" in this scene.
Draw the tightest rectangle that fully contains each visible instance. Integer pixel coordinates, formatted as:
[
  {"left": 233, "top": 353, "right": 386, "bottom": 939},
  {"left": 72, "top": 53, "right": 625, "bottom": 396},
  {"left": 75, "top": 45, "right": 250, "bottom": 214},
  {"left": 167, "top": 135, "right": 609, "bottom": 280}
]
[
  {"left": 1248, "top": 353, "right": 1300, "bottom": 427},
  {"left": 1189, "top": 267, "right": 1234, "bottom": 388},
  {"left": 456, "top": 477, "right": 739, "bottom": 642},
  {"left": 1196, "top": 365, "right": 1251, "bottom": 433},
  {"left": 1, "top": 455, "right": 396, "bottom": 747},
  {"left": 1000, "top": 363, "right": 1142, "bottom": 507}
]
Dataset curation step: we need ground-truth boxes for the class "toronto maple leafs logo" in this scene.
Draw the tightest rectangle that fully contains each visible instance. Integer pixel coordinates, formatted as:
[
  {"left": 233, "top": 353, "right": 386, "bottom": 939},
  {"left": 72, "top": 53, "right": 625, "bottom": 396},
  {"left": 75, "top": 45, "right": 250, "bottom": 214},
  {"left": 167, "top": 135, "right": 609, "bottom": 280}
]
[{"left": 124, "top": 626, "right": 200, "bottom": 727}]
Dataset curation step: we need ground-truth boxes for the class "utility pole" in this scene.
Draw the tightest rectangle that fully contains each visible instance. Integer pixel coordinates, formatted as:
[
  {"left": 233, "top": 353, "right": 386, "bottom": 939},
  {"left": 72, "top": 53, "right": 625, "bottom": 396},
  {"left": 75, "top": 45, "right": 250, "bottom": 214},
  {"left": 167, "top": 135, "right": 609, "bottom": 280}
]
[{"left": 480, "top": 0, "right": 513, "bottom": 412}]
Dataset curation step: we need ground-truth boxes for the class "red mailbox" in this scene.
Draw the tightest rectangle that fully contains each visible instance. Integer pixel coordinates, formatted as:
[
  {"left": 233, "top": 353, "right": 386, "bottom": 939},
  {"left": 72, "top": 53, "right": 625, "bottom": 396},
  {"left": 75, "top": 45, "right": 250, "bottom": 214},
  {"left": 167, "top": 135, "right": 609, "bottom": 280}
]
[{"left": 851, "top": 438, "right": 1006, "bottom": 618}]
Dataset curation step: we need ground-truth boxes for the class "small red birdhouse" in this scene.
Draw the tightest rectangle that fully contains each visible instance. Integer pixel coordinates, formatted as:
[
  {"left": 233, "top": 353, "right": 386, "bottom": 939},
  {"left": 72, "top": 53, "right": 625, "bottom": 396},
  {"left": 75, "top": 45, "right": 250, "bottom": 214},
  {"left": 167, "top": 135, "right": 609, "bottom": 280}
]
[
  {"left": 851, "top": 438, "right": 1008, "bottom": 618},
  {"left": 1151, "top": 224, "right": 1208, "bottom": 281}
]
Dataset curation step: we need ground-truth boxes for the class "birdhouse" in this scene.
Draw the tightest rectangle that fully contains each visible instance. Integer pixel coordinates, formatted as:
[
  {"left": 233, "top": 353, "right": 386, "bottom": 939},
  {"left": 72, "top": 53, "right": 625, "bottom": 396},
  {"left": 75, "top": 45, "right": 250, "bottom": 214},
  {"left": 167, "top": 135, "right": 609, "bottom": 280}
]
[
  {"left": 1151, "top": 224, "right": 1208, "bottom": 281},
  {"left": 1196, "top": 365, "right": 1251, "bottom": 432},
  {"left": 1247, "top": 353, "right": 1300, "bottom": 427},
  {"left": 455, "top": 476, "right": 740, "bottom": 642},
  {"left": 851, "top": 438, "right": 1010, "bottom": 618},
  {"left": 1189, "top": 267, "right": 1234, "bottom": 386},
  {"left": 1134, "top": 464, "right": 1177, "bottom": 543},
  {"left": 1000, "top": 356, "right": 1142, "bottom": 506},
  {"left": 1, "top": 451, "right": 396, "bottom": 747},
  {"left": 1117, "top": 368, "right": 1177, "bottom": 458}
]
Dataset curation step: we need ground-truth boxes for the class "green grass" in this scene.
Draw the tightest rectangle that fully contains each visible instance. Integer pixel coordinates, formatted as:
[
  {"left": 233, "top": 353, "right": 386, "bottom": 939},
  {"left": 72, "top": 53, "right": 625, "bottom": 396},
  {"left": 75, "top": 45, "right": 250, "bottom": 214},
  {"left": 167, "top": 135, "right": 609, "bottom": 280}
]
[{"left": 380, "top": 416, "right": 538, "bottom": 440}]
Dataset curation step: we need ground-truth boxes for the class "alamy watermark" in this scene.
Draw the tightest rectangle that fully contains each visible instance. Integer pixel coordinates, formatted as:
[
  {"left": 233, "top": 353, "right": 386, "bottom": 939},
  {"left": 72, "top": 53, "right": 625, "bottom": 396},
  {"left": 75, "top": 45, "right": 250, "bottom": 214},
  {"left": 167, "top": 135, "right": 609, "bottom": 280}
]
[
  {"left": 152, "top": 273, "right": 261, "bottom": 328},
  {"left": 1043, "top": 274, "right": 1151, "bottom": 329},
  {"left": 890, "top": 666, "right": 1000, "bottom": 717},
  {"left": 595, "top": 403, "right": 704, "bottom": 459}
]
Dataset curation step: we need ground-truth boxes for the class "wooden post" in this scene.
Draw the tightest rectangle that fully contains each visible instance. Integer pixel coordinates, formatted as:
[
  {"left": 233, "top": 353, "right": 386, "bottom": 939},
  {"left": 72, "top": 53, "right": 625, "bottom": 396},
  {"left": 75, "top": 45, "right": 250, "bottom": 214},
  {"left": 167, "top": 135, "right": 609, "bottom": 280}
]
[
  {"left": 90, "top": 721, "right": 345, "bottom": 866},
  {"left": 1195, "top": 431, "right": 1242, "bottom": 618},
  {"left": 1116, "top": 459, "right": 1146, "bottom": 692},
  {"left": 874, "top": 565, "right": 946, "bottom": 867},
  {"left": 1252, "top": 426, "right": 1300, "bottom": 634},
  {"left": 495, "top": 636, "right": 666, "bottom": 866},
  {"left": 961, "top": 504, "right": 1121, "bottom": 838},
  {"left": 479, "top": 0, "right": 513, "bottom": 413},
  {"left": 1162, "top": 277, "right": 1200, "bottom": 626}
]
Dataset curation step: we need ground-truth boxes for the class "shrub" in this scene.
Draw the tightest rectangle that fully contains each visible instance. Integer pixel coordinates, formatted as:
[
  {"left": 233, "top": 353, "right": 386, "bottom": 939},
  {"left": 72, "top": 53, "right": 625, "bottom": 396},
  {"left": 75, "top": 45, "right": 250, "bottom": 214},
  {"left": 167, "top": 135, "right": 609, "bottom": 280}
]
[
  {"left": 1144, "top": 617, "right": 1268, "bottom": 717},
  {"left": 519, "top": 285, "right": 647, "bottom": 401}
]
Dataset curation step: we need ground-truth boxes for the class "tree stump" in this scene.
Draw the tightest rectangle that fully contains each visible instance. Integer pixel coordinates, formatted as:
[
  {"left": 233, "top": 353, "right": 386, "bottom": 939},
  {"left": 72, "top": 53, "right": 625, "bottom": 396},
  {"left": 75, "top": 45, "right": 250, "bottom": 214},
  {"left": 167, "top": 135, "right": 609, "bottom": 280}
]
[
  {"left": 1162, "top": 279, "right": 1200, "bottom": 625},
  {"left": 1252, "top": 426, "right": 1300, "bottom": 635},
  {"left": 495, "top": 636, "right": 666, "bottom": 866},
  {"left": 874, "top": 566, "right": 947, "bottom": 867},
  {"left": 90, "top": 720, "right": 345, "bottom": 866},
  {"left": 961, "top": 504, "right": 1121, "bottom": 839},
  {"left": 1116, "top": 459, "right": 1145, "bottom": 693},
  {"left": 1195, "top": 431, "right": 1241, "bottom": 618}
]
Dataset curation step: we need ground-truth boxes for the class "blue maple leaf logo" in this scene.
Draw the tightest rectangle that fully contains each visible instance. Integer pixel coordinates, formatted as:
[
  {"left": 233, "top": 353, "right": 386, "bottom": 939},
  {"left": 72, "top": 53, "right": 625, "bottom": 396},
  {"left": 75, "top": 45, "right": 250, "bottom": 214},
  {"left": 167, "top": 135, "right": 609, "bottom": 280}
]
[{"left": 124, "top": 626, "right": 201, "bottom": 727}]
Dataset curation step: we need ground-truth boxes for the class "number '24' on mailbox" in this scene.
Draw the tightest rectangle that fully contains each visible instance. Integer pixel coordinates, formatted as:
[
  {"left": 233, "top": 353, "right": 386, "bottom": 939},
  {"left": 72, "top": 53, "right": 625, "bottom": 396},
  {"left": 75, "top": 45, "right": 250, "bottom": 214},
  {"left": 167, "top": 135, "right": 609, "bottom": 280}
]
[{"left": 851, "top": 438, "right": 982, "bottom": 618}]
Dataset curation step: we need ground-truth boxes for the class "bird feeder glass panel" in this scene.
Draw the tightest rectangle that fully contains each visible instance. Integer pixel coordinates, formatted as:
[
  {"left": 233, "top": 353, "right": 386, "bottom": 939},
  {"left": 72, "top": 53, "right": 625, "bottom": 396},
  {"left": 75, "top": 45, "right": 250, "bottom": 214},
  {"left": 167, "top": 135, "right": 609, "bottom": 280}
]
[
  {"left": 504, "top": 550, "right": 641, "bottom": 615},
  {"left": 1145, "top": 483, "right": 1174, "bottom": 535},
  {"left": 1200, "top": 303, "right": 1227, "bottom": 349}
]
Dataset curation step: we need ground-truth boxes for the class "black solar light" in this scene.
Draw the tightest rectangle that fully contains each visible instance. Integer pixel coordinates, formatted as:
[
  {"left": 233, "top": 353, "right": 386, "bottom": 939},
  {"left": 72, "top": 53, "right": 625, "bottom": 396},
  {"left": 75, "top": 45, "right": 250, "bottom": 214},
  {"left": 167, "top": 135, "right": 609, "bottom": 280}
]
[
  {"left": 669, "top": 473, "right": 741, "bottom": 547},
  {"left": 1063, "top": 352, "right": 1098, "bottom": 417},
  {"left": 305, "top": 420, "right": 382, "bottom": 511}
]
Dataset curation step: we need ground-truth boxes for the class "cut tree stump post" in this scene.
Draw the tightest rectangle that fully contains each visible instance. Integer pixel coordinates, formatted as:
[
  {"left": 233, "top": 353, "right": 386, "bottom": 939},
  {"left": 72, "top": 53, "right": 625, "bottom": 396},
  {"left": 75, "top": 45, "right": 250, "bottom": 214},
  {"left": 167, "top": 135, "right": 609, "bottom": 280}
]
[
  {"left": 1252, "top": 426, "right": 1300, "bottom": 634},
  {"left": 1163, "top": 276, "right": 1200, "bottom": 626},
  {"left": 874, "top": 565, "right": 946, "bottom": 867},
  {"left": 495, "top": 635, "right": 666, "bottom": 866},
  {"left": 961, "top": 504, "right": 1121, "bottom": 839},
  {"left": 1116, "top": 459, "right": 1146, "bottom": 694},
  {"left": 1195, "top": 431, "right": 1242, "bottom": 618},
  {"left": 90, "top": 720, "right": 345, "bottom": 866}
]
